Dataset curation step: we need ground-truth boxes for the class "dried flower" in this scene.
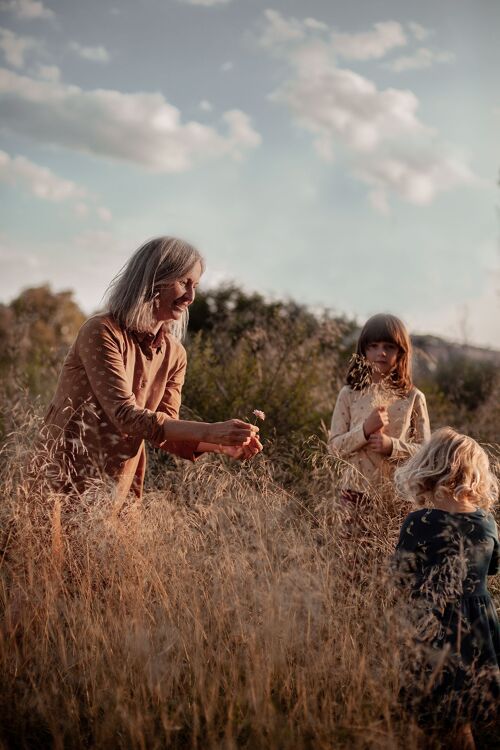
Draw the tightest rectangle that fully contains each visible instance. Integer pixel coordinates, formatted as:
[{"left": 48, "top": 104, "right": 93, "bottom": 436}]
[
  {"left": 371, "top": 382, "right": 397, "bottom": 409},
  {"left": 252, "top": 409, "right": 266, "bottom": 421}
]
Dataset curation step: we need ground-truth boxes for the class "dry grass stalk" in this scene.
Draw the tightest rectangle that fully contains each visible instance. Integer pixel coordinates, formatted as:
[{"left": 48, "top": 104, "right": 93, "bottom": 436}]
[{"left": 0, "top": 401, "right": 497, "bottom": 749}]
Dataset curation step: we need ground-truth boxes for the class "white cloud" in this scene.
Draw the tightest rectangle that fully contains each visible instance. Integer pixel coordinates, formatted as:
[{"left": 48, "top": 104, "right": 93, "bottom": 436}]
[
  {"left": 332, "top": 20, "right": 407, "bottom": 61},
  {"left": 199, "top": 98, "right": 213, "bottom": 112},
  {"left": 35, "top": 62, "right": 60, "bottom": 81},
  {"left": 0, "top": 237, "right": 40, "bottom": 269},
  {"left": 74, "top": 201, "right": 89, "bottom": 217},
  {"left": 75, "top": 202, "right": 113, "bottom": 223},
  {"left": 177, "top": 0, "right": 231, "bottom": 5},
  {"left": 96, "top": 206, "right": 112, "bottom": 222},
  {"left": 258, "top": 9, "right": 305, "bottom": 49},
  {"left": 304, "top": 18, "right": 328, "bottom": 33},
  {"left": 259, "top": 11, "right": 477, "bottom": 211},
  {"left": 0, "top": 150, "right": 112, "bottom": 221},
  {"left": 256, "top": 12, "right": 408, "bottom": 62},
  {"left": 385, "top": 47, "right": 455, "bottom": 73},
  {"left": 271, "top": 41, "right": 428, "bottom": 156},
  {"left": 69, "top": 41, "right": 110, "bottom": 63},
  {"left": 0, "top": 26, "right": 39, "bottom": 68},
  {"left": 1, "top": 0, "right": 53, "bottom": 20},
  {"left": 222, "top": 109, "right": 261, "bottom": 156},
  {"left": 356, "top": 147, "right": 478, "bottom": 211},
  {"left": 0, "top": 67, "right": 261, "bottom": 171},
  {"left": 0, "top": 149, "right": 86, "bottom": 202},
  {"left": 408, "top": 21, "right": 433, "bottom": 42}
]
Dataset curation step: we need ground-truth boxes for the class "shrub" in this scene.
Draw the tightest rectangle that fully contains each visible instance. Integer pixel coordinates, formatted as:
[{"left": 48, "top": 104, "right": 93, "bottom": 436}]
[{"left": 434, "top": 354, "right": 498, "bottom": 412}]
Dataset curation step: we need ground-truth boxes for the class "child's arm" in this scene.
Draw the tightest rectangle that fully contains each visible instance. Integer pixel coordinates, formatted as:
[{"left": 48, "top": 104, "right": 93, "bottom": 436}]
[
  {"left": 391, "top": 513, "right": 420, "bottom": 585},
  {"left": 390, "top": 391, "right": 431, "bottom": 459},
  {"left": 395, "top": 514, "right": 419, "bottom": 553},
  {"left": 488, "top": 520, "right": 500, "bottom": 575},
  {"left": 328, "top": 387, "right": 368, "bottom": 457}
]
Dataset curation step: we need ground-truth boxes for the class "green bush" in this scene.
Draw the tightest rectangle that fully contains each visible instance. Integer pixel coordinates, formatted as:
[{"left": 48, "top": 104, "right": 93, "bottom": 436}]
[
  {"left": 2, "top": 283, "right": 500, "bottom": 456},
  {"left": 0, "top": 285, "right": 85, "bottom": 400},
  {"left": 434, "top": 355, "right": 498, "bottom": 412}
]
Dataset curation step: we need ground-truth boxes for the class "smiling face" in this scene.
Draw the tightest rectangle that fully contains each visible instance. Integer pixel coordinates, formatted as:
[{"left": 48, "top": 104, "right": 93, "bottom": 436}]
[
  {"left": 364, "top": 340, "right": 400, "bottom": 382},
  {"left": 154, "top": 261, "right": 203, "bottom": 322}
]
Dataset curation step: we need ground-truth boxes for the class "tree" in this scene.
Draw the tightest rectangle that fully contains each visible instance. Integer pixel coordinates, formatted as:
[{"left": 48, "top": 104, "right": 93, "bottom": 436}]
[{"left": 0, "top": 285, "right": 85, "bottom": 399}]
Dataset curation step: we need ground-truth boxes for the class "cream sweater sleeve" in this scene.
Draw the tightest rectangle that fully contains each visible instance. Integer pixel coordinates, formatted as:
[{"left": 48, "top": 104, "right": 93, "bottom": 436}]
[
  {"left": 328, "top": 386, "right": 368, "bottom": 457},
  {"left": 390, "top": 390, "right": 431, "bottom": 459}
]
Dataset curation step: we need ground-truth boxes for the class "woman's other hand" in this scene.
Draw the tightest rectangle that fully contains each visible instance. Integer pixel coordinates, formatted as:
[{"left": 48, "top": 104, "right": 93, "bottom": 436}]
[
  {"left": 220, "top": 435, "right": 263, "bottom": 460},
  {"left": 363, "top": 406, "right": 389, "bottom": 438}
]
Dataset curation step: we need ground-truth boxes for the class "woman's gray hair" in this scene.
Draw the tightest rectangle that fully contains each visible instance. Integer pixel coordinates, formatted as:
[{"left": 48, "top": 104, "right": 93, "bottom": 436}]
[{"left": 104, "top": 236, "right": 205, "bottom": 339}]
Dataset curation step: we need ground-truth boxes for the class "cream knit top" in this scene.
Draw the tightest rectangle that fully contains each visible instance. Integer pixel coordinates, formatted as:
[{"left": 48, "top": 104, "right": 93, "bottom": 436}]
[{"left": 328, "top": 383, "right": 430, "bottom": 493}]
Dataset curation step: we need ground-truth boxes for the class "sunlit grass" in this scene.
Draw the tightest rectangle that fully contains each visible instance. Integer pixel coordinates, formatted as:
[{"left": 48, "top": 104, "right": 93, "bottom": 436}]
[{"left": 0, "top": 401, "right": 498, "bottom": 749}]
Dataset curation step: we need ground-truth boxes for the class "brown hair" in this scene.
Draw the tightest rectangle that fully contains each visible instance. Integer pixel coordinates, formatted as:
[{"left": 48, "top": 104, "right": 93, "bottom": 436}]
[
  {"left": 395, "top": 427, "right": 498, "bottom": 511},
  {"left": 346, "top": 313, "right": 412, "bottom": 393}
]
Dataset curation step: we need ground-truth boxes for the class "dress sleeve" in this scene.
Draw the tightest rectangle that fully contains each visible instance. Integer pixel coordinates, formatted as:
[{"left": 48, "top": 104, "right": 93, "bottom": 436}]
[
  {"left": 391, "top": 513, "right": 422, "bottom": 587},
  {"left": 77, "top": 317, "right": 173, "bottom": 444},
  {"left": 156, "top": 344, "right": 186, "bottom": 420},
  {"left": 395, "top": 514, "right": 420, "bottom": 553},
  {"left": 488, "top": 520, "right": 500, "bottom": 576},
  {"left": 152, "top": 345, "right": 203, "bottom": 461},
  {"left": 328, "top": 387, "right": 368, "bottom": 456},
  {"left": 390, "top": 390, "right": 431, "bottom": 459}
]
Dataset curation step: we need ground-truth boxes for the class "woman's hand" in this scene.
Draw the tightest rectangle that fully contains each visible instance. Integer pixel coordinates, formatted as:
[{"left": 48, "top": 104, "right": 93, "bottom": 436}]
[
  {"left": 368, "top": 430, "right": 393, "bottom": 455},
  {"left": 363, "top": 406, "right": 389, "bottom": 438},
  {"left": 219, "top": 435, "right": 263, "bottom": 460},
  {"left": 204, "top": 419, "right": 259, "bottom": 446}
]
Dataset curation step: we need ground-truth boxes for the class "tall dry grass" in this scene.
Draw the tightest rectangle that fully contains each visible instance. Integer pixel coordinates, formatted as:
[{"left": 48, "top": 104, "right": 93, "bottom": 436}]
[{"left": 0, "top": 401, "right": 498, "bottom": 749}]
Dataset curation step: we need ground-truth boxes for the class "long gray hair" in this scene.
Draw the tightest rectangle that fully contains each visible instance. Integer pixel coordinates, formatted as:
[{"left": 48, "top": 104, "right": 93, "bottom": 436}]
[{"left": 105, "top": 236, "right": 205, "bottom": 339}]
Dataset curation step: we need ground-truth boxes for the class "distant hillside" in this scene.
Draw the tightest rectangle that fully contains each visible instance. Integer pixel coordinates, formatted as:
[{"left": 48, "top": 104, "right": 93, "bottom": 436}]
[{"left": 412, "top": 334, "right": 500, "bottom": 377}]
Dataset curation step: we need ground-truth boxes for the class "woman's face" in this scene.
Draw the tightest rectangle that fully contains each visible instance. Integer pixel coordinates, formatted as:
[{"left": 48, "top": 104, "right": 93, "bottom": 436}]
[{"left": 154, "top": 261, "right": 203, "bottom": 322}]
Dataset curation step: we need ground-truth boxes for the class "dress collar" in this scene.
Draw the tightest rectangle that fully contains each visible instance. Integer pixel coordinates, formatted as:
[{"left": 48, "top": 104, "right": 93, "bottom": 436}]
[{"left": 133, "top": 325, "right": 166, "bottom": 359}]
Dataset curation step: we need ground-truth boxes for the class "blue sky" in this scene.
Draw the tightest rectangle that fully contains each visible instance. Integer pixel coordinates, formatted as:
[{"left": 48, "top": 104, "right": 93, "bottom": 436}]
[{"left": 1, "top": 0, "right": 499, "bottom": 347}]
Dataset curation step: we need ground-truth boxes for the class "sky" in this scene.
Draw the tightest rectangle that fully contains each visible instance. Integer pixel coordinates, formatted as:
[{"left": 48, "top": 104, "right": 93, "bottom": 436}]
[{"left": 0, "top": 0, "right": 499, "bottom": 347}]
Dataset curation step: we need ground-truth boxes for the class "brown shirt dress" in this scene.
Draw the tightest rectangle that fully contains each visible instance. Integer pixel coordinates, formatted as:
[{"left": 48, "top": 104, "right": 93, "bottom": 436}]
[{"left": 45, "top": 313, "right": 201, "bottom": 501}]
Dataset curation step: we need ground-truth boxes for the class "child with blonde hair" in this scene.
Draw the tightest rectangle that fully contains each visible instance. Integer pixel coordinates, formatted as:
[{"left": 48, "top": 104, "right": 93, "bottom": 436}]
[
  {"left": 329, "top": 313, "right": 430, "bottom": 507},
  {"left": 394, "top": 428, "right": 499, "bottom": 749}
]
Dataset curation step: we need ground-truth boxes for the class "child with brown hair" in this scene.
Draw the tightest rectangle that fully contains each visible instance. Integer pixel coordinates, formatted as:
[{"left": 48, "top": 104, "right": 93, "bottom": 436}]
[
  {"left": 394, "top": 428, "right": 499, "bottom": 749},
  {"left": 328, "top": 313, "right": 430, "bottom": 504}
]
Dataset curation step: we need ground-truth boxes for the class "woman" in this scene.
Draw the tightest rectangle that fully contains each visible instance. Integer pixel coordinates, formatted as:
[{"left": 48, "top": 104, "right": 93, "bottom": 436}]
[{"left": 45, "top": 236, "right": 262, "bottom": 501}]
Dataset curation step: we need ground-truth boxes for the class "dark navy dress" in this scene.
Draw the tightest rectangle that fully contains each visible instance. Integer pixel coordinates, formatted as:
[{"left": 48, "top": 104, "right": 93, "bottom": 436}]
[{"left": 393, "top": 508, "right": 500, "bottom": 726}]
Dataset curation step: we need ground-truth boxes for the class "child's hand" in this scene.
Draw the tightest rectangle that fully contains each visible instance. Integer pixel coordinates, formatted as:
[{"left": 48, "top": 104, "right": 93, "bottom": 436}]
[
  {"left": 363, "top": 406, "right": 389, "bottom": 438},
  {"left": 368, "top": 430, "right": 393, "bottom": 455}
]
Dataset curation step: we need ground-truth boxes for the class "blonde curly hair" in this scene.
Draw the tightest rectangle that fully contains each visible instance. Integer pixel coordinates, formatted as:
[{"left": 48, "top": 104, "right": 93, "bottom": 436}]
[{"left": 395, "top": 427, "right": 498, "bottom": 511}]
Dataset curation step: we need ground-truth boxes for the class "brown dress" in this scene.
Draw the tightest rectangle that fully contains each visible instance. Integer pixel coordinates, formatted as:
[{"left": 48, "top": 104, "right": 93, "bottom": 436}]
[{"left": 45, "top": 313, "right": 201, "bottom": 501}]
